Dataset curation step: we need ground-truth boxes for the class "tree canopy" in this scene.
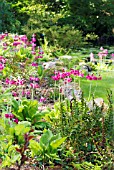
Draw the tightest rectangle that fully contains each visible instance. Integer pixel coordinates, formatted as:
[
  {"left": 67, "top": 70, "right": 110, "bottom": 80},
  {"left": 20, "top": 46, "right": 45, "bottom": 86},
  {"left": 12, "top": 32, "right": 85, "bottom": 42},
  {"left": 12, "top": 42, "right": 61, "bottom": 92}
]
[{"left": 1, "top": 0, "right": 114, "bottom": 45}]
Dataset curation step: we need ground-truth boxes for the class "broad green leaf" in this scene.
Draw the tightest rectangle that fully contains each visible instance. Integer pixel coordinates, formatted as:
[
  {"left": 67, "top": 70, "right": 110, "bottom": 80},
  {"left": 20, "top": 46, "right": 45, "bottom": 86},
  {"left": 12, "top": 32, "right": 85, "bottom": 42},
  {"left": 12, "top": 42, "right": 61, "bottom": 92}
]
[
  {"left": 40, "top": 129, "right": 53, "bottom": 147},
  {"left": 50, "top": 137, "right": 66, "bottom": 149},
  {"left": 29, "top": 140, "right": 42, "bottom": 157},
  {"left": 14, "top": 124, "right": 30, "bottom": 136},
  {"left": 37, "top": 65, "right": 43, "bottom": 76}
]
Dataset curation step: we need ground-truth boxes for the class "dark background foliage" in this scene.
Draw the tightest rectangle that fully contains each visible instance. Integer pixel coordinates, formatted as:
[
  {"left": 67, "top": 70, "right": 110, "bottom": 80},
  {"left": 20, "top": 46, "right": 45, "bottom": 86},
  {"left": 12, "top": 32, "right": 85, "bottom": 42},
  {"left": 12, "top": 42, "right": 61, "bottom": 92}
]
[{"left": 1, "top": 0, "right": 114, "bottom": 47}]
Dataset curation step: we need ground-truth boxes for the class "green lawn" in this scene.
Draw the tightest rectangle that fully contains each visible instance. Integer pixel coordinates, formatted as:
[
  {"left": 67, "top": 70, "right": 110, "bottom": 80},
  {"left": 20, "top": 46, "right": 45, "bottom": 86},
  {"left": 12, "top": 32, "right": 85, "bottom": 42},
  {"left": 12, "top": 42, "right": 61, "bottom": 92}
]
[{"left": 80, "top": 70, "right": 114, "bottom": 103}]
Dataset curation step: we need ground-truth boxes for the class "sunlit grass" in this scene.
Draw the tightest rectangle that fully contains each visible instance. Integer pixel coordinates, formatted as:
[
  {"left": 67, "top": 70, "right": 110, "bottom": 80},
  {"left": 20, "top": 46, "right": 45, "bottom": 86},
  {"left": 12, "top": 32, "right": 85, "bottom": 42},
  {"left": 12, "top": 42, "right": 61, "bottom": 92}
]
[{"left": 80, "top": 70, "right": 114, "bottom": 103}]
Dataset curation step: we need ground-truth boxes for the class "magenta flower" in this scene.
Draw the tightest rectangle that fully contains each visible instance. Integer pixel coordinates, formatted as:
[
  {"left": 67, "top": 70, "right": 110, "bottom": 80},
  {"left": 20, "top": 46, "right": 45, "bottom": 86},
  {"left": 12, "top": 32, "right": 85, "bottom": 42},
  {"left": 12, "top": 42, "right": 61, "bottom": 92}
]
[
  {"left": 12, "top": 91, "right": 18, "bottom": 97},
  {"left": 14, "top": 35, "right": 19, "bottom": 41},
  {"left": 86, "top": 74, "right": 102, "bottom": 80},
  {"left": 14, "top": 118, "right": 18, "bottom": 124},
  {"left": 64, "top": 77, "right": 72, "bottom": 83},
  {"left": 31, "top": 62, "right": 38, "bottom": 67},
  {"left": 26, "top": 90, "right": 31, "bottom": 95},
  {"left": 39, "top": 97, "right": 46, "bottom": 102},
  {"left": 0, "top": 56, "right": 6, "bottom": 64},
  {"left": 39, "top": 51, "right": 44, "bottom": 54},
  {"left": 22, "top": 90, "right": 31, "bottom": 97},
  {"left": 51, "top": 75, "right": 60, "bottom": 81},
  {"left": 0, "top": 34, "right": 6, "bottom": 40},
  {"left": 16, "top": 79, "right": 24, "bottom": 86},
  {"left": 0, "top": 63, "right": 4, "bottom": 71},
  {"left": 31, "top": 43, "right": 36, "bottom": 48},
  {"left": 20, "top": 35, "right": 28, "bottom": 42},
  {"left": 30, "top": 83, "right": 39, "bottom": 88},
  {"left": 111, "top": 53, "right": 114, "bottom": 57},
  {"left": 3, "top": 42, "right": 8, "bottom": 50},
  {"left": 13, "top": 41, "right": 22, "bottom": 46},
  {"left": 5, "top": 78, "right": 16, "bottom": 85},
  {"left": 35, "top": 56, "right": 43, "bottom": 59},
  {"left": 30, "top": 77, "right": 39, "bottom": 82},
  {"left": 5, "top": 113, "right": 14, "bottom": 119},
  {"left": 32, "top": 37, "right": 36, "bottom": 42}
]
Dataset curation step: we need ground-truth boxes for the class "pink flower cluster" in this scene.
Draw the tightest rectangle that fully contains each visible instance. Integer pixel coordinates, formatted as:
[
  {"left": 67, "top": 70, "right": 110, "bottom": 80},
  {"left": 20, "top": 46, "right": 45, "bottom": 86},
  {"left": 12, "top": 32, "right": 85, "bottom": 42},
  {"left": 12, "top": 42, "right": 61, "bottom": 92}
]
[
  {"left": 52, "top": 69, "right": 84, "bottom": 81},
  {"left": 0, "top": 33, "right": 7, "bottom": 40},
  {"left": 86, "top": 74, "right": 102, "bottom": 80},
  {"left": 98, "top": 47, "right": 108, "bottom": 59},
  {"left": 30, "top": 83, "right": 40, "bottom": 89},
  {"left": 22, "top": 90, "right": 31, "bottom": 97},
  {"left": 30, "top": 76, "right": 39, "bottom": 82},
  {"left": 5, "top": 78, "right": 24, "bottom": 86},
  {"left": 5, "top": 113, "right": 18, "bottom": 124},
  {"left": 0, "top": 56, "right": 6, "bottom": 71},
  {"left": 111, "top": 53, "right": 114, "bottom": 60},
  {"left": 39, "top": 96, "right": 46, "bottom": 102},
  {"left": 31, "top": 62, "right": 38, "bottom": 67}
]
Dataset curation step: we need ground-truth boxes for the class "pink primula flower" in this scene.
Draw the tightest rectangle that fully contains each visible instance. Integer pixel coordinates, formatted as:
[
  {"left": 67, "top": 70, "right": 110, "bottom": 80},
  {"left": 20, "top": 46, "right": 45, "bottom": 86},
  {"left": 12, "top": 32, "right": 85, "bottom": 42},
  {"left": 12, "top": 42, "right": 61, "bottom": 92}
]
[
  {"left": 39, "top": 97, "right": 46, "bottom": 102},
  {"left": 14, "top": 118, "right": 18, "bottom": 124},
  {"left": 5, "top": 78, "right": 16, "bottom": 85},
  {"left": 90, "top": 52, "right": 95, "bottom": 62},
  {"left": 0, "top": 63, "right": 4, "bottom": 71},
  {"left": 31, "top": 62, "right": 38, "bottom": 67},
  {"left": 86, "top": 74, "right": 102, "bottom": 80},
  {"left": 5, "top": 113, "right": 14, "bottom": 119},
  {"left": 30, "top": 83, "right": 39, "bottom": 88}
]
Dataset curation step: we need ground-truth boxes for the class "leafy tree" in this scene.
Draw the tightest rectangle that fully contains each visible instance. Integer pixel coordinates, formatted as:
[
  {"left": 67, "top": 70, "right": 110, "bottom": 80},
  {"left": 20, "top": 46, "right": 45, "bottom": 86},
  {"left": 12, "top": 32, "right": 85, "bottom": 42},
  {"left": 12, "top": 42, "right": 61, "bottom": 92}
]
[
  {"left": 58, "top": 0, "right": 114, "bottom": 37},
  {"left": 0, "top": 0, "right": 19, "bottom": 33}
]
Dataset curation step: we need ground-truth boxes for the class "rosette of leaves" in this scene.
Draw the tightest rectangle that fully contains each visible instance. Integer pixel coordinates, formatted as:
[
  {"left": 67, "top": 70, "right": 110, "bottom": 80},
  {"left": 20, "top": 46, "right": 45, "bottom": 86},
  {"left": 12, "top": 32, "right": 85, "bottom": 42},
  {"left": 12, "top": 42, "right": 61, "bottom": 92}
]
[{"left": 11, "top": 98, "right": 50, "bottom": 129}]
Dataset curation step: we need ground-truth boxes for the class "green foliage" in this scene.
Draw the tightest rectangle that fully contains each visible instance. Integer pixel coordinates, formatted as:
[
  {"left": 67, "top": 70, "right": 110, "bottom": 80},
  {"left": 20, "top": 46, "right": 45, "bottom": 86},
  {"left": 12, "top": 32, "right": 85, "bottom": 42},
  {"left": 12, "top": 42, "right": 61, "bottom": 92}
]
[
  {"left": 11, "top": 98, "right": 50, "bottom": 129},
  {"left": 66, "top": 0, "right": 114, "bottom": 36},
  {"left": 0, "top": 119, "right": 32, "bottom": 168},
  {"left": 46, "top": 91, "right": 114, "bottom": 167},
  {"left": 0, "top": 0, "right": 20, "bottom": 33},
  {"left": 29, "top": 129, "right": 66, "bottom": 165}
]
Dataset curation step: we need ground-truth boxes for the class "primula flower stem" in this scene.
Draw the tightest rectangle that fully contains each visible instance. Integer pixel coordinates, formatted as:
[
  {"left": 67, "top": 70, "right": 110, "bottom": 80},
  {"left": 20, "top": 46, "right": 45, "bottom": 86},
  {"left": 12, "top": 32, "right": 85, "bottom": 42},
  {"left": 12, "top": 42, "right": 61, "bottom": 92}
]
[
  {"left": 54, "top": 80, "right": 56, "bottom": 103},
  {"left": 31, "top": 89, "right": 34, "bottom": 100},
  {"left": 88, "top": 83, "right": 92, "bottom": 101}
]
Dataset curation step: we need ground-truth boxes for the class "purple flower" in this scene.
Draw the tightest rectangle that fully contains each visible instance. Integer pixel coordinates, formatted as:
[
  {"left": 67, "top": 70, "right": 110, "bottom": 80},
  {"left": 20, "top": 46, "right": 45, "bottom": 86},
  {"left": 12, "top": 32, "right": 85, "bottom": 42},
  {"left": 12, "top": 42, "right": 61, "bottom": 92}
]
[
  {"left": 5, "top": 78, "right": 16, "bottom": 85},
  {"left": 20, "top": 35, "right": 28, "bottom": 42},
  {"left": 86, "top": 74, "right": 102, "bottom": 80},
  {"left": 13, "top": 41, "right": 22, "bottom": 46},
  {"left": 14, "top": 118, "right": 18, "bottom": 124},
  {"left": 16, "top": 79, "right": 24, "bottom": 86},
  {"left": 5, "top": 113, "right": 14, "bottom": 119},
  {"left": 31, "top": 62, "right": 38, "bottom": 67}
]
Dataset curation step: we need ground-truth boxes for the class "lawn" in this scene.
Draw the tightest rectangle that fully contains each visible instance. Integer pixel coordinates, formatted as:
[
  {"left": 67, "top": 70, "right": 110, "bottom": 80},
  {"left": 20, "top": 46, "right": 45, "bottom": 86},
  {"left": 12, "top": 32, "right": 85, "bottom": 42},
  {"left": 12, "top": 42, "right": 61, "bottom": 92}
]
[{"left": 80, "top": 70, "right": 114, "bottom": 103}]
